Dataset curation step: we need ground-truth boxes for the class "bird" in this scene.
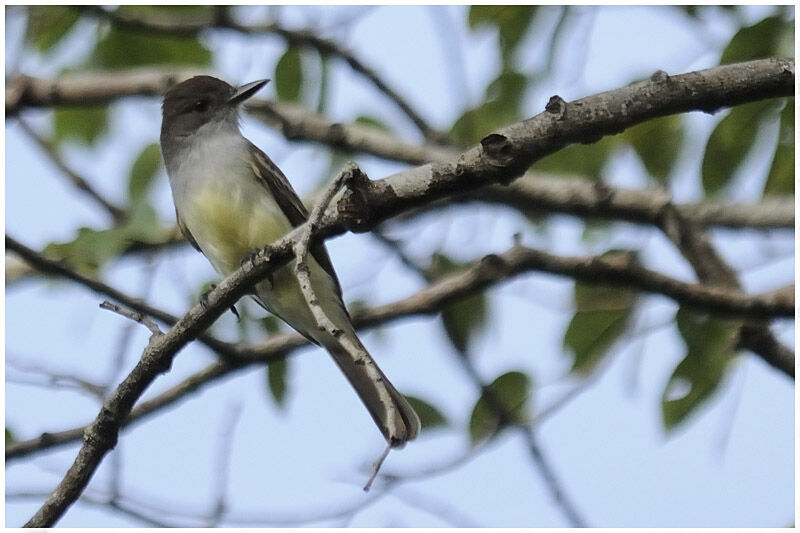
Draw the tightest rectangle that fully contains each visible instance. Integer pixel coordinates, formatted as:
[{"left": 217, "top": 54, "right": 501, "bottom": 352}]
[{"left": 159, "top": 75, "right": 420, "bottom": 447}]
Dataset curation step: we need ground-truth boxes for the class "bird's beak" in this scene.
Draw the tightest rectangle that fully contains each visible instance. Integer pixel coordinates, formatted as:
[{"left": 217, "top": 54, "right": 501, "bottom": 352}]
[{"left": 229, "top": 79, "right": 270, "bottom": 105}]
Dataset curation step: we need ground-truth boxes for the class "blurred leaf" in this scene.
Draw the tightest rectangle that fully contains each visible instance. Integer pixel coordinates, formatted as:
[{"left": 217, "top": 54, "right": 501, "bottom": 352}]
[
  {"left": 119, "top": 5, "right": 212, "bottom": 18},
  {"left": 430, "top": 254, "right": 488, "bottom": 353},
  {"left": 315, "top": 49, "right": 330, "bottom": 115},
  {"left": 701, "top": 100, "right": 774, "bottom": 196},
  {"left": 275, "top": 45, "right": 303, "bottom": 103},
  {"left": 531, "top": 136, "right": 618, "bottom": 179},
  {"left": 123, "top": 202, "right": 166, "bottom": 244},
  {"left": 6, "top": 427, "right": 16, "bottom": 445},
  {"left": 678, "top": 5, "right": 738, "bottom": 19},
  {"left": 720, "top": 16, "right": 789, "bottom": 64},
  {"left": 128, "top": 143, "right": 162, "bottom": 206},
  {"left": 25, "top": 6, "right": 80, "bottom": 52},
  {"left": 91, "top": 26, "right": 211, "bottom": 68},
  {"left": 468, "top": 6, "right": 537, "bottom": 63},
  {"left": 486, "top": 70, "right": 527, "bottom": 104},
  {"left": 405, "top": 395, "right": 448, "bottom": 430},
  {"left": 266, "top": 358, "right": 289, "bottom": 408},
  {"left": 44, "top": 226, "right": 128, "bottom": 275},
  {"left": 563, "top": 256, "right": 638, "bottom": 373},
  {"left": 764, "top": 100, "right": 794, "bottom": 195},
  {"left": 450, "top": 70, "right": 527, "bottom": 145},
  {"left": 41, "top": 201, "right": 167, "bottom": 275},
  {"left": 623, "top": 115, "right": 684, "bottom": 182},
  {"left": 354, "top": 115, "right": 391, "bottom": 132},
  {"left": 53, "top": 106, "right": 109, "bottom": 146},
  {"left": 662, "top": 308, "right": 739, "bottom": 430},
  {"left": 469, "top": 370, "right": 531, "bottom": 445},
  {"left": 261, "top": 315, "right": 283, "bottom": 335},
  {"left": 581, "top": 220, "right": 613, "bottom": 243}
]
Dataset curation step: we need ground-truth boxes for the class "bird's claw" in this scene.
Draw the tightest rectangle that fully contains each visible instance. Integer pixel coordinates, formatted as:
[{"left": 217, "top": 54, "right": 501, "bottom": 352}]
[{"left": 200, "top": 284, "right": 241, "bottom": 320}]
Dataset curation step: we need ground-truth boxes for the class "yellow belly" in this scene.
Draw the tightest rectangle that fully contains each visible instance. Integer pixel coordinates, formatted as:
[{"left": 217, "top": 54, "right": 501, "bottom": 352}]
[
  {"left": 181, "top": 183, "right": 352, "bottom": 342},
  {"left": 186, "top": 185, "right": 292, "bottom": 275}
]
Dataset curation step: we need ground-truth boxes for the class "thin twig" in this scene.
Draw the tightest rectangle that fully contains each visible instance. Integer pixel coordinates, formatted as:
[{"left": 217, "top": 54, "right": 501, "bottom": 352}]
[
  {"left": 292, "top": 162, "right": 357, "bottom": 333},
  {"left": 99, "top": 301, "right": 163, "bottom": 337},
  {"left": 453, "top": 348, "right": 588, "bottom": 527},
  {"left": 206, "top": 403, "right": 243, "bottom": 526},
  {"left": 6, "top": 359, "right": 107, "bottom": 399},
  {"left": 79, "top": 6, "right": 444, "bottom": 142},
  {"left": 363, "top": 443, "right": 391, "bottom": 492},
  {"left": 16, "top": 119, "right": 126, "bottom": 221},
  {"left": 292, "top": 163, "right": 401, "bottom": 482}
]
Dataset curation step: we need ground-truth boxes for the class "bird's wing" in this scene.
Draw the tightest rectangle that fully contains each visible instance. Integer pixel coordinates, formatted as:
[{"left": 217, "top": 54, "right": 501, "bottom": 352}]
[
  {"left": 176, "top": 208, "right": 202, "bottom": 252},
  {"left": 248, "top": 140, "right": 344, "bottom": 299}
]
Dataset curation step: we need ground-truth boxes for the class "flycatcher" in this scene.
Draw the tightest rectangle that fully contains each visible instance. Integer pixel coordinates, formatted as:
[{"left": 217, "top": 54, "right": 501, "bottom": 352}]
[{"left": 160, "top": 76, "right": 420, "bottom": 447}]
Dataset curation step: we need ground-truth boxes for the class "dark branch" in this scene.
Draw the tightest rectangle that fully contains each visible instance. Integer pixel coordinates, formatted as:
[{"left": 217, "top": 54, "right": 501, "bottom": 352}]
[
  {"left": 7, "top": 239, "right": 793, "bottom": 462},
  {"left": 657, "top": 205, "right": 794, "bottom": 376}
]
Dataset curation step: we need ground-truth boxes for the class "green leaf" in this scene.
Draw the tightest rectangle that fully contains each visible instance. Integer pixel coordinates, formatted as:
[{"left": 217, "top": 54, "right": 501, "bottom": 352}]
[
  {"left": 266, "top": 358, "right": 289, "bottom": 408},
  {"left": 485, "top": 70, "right": 528, "bottom": 104},
  {"left": 261, "top": 316, "right": 283, "bottom": 335},
  {"left": 450, "top": 102, "right": 509, "bottom": 145},
  {"left": 720, "top": 16, "right": 789, "bottom": 64},
  {"left": 469, "top": 371, "right": 531, "bottom": 445},
  {"left": 662, "top": 308, "right": 739, "bottom": 430},
  {"left": 44, "top": 226, "right": 129, "bottom": 275},
  {"left": 53, "top": 106, "right": 109, "bottom": 146},
  {"left": 468, "top": 6, "right": 537, "bottom": 62},
  {"left": 701, "top": 100, "right": 774, "bottom": 196},
  {"left": 128, "top": 143, "right": 162, "bottom": 206},
  {"left": 531, "top": 136, "right": 618, "bottom": 179},
  {"left": 91, "top": 26, "right": 211, "bottom": 68},
  {"left": 315, "top": 49, "right": 330, "bottom": 115},
  {"left": 450, "top": 70, "right": 527, "bottom": 145},
  {"left": 764, "top": 100, "right": 794, "bottom": 195},
  {"left": 274, "top": 45, "right": 303, "bottom": 102},
  {"left": 563, "top": 258, "right": 638, "bottom": 373},
  {"left": 441, "top": 290, "right": 487, "bottom": 354},
  {"left": 25, "top": 6, "right": 80, "bottom": 52},
  {"left": 623, "top": 115, "right": 684, "bottom": 182},
  {"left": 404, "top": 395, "right": 448, "bottom": 430},
  {"left": 429, "top": 254, "right": 488, "bottom": 354},
  {"left": 123, "top": 202, "right": 166, "bottom": 244},
  {"left": 6, "top": 427, "right": 16, "bottom": 445},
  {"left": 354, "top": 115, "right": 392, "bottom": 133}
]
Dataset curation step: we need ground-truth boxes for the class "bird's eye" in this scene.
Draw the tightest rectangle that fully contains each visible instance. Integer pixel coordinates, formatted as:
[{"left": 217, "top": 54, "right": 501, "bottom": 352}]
[{"left": 193, "top": 99, "right": 209, "bottom": 112}]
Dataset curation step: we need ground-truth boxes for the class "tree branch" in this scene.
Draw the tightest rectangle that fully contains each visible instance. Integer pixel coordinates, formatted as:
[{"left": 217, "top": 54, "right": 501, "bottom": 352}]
[
  {"left": 16, "top": 119, "right": 126, "bottom": 221},
  {"left": 466, "top": 176, "right": 794, "bottom": 230},
  {"left": 19, "top": 58, "right": 794, "bottom": 526},
  {"left": 5, "top": 67, "right": 204, "bottom": 116},
  {"left": 8, "top": 237, "right": 793, "bottom": 463},
  {"left": 657, "top": 205, "right": 794, "bottom": 375}
]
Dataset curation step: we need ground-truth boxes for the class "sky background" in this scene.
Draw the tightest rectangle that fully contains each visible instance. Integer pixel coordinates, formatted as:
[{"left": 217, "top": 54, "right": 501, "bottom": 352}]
[{"left": 4, "top": 5, "right": 795, "bottom": 527}]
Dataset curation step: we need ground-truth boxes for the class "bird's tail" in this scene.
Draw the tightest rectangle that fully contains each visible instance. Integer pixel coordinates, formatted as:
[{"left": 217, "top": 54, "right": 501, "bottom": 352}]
[{"left": 317, "top": 331, "right": 420, "bottom": 447}]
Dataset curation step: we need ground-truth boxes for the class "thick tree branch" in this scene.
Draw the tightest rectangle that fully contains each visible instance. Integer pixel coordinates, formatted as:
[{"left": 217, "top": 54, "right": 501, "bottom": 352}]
[
  {"left": 5, "top": 67, "right": 204, "bottom": 116},
  {"left": 247, "top": 99, "right": 456, "bottom": 165},
  {"left": 20, "top": 59, "right": 794, "bottom": 526},
  {"left": 466, "top": 177, "right": 794, "bottom": 230},
  {"left": 328, "top": 58, "right": 794, "bottom": 230}
]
